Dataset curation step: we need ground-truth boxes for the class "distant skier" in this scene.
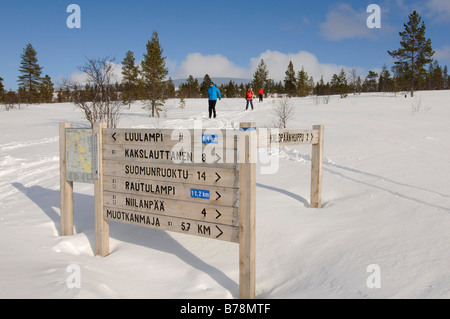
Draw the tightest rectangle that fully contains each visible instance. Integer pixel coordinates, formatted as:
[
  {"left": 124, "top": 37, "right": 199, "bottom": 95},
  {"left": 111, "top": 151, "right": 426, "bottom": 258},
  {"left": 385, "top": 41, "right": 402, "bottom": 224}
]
[
  {"left": 245, "top": 88, "right": 254, "bottom": 110},
  {"left": 208, "top": 81, "right": 221, "bottom": 119},
  {"left": 258, "top": 88, "right": 264, "bottom": 102}
]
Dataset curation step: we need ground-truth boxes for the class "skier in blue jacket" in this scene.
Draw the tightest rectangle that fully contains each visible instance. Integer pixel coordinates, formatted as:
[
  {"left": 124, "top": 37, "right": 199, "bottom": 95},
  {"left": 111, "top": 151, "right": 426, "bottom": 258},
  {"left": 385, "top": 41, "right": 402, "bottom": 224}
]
[{"left": 208, "top": 81, "right": 221, "bottom": 119}]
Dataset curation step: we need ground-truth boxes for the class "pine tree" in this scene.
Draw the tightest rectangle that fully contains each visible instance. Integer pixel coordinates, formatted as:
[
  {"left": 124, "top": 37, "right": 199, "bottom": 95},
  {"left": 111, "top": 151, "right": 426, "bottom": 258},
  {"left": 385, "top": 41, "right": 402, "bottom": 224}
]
[
  {"left": 179, "top": 75, "right": 200, "bottom": 98},
  {"left": 363, "top": 71, "right": 379, "bottom": 92},
  {"left": 187, "top": 75, "right": 200, "bottom": 98},
  {"left": 297, "top": 66, "right": 310, "bottom": 97},
  {"left": 284, "top": 61, "right": 297, "bottom": 97},
  {"left": 378, "top": 65, "right": 393, "bottom": 92},
  {"left": 17, "top": 43, "right": 43, "bottom": 103},
  {"left": 331, "top": 68, "right": 349, "bottom": 98},
  {"left": 166, "top": 77, "right": 176, "bottom": 98},
  {"left": 200, "top": 74, "right": 212, "bottom": 98},
  {"left": 0, "top": 76, "right": 5, "bottom": 103},
  {"left": 427, "top": 60, "right": 444, "bottom": 90},
  {"left": 0, "top": 76, "right": 4, "bottom": 93},
  {"left": 39, "top": 75, "right": 54, "bottom": 103},
  {"left": 265, "top": 79, "right": 275, "bottom": 96},
  {"left": 252, "top": 59, "right": 269, "bottom": 93},
  {"left": 314, "top": 76, "right": 326, "bottom": 96},
  {"left": 178, "top": 92, "right": 186, "bottom": 109},
  {"left": 388, "top": 10, "right": 434, "bottom": 97},
  {"left": 141, "top": 31, "right": 169, "bottom": 117},
  {"left": 121, "top": 50, "right": 139, "bottom": 108},
  {"left": 224, "top": 80, "right": 238, "bottom": 98},
  {"left": 443, "top": 65, "right": 449, "bottom": 89}
]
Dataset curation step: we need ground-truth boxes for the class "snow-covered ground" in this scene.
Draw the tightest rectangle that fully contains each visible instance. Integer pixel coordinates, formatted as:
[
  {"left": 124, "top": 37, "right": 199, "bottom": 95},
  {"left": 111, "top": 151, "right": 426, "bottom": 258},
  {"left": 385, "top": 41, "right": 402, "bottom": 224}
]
[{"left": 1, "top": 91, "right": 449, "bottom": 299}]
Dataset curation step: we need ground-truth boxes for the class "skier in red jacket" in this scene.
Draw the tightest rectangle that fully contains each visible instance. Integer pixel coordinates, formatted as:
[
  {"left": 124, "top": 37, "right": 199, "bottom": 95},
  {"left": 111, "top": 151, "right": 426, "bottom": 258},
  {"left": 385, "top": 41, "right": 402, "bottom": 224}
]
[
  {"left": 258, "top": 88, "right": 264, "bottom": 102},
  {"left": 245, "top": 88, "right": 254, "bottom": 111}
]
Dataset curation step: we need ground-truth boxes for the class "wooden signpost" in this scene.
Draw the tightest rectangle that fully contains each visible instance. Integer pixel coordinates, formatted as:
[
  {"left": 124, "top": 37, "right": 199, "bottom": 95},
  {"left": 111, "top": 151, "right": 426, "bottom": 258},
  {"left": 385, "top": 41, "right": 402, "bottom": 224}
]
[
  {"left": 259, "top": 125, "right": 324, "bottom": 208},
  {"left": 60, "top": 121, "right": 323, "bottom": 299}
]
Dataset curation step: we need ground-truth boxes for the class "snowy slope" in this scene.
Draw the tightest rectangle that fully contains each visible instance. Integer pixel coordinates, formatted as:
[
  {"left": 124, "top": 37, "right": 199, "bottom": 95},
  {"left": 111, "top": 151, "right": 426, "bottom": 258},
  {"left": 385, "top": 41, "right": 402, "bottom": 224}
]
[{"left": 0, "top": 92, "right": 449, "bottom": 299}]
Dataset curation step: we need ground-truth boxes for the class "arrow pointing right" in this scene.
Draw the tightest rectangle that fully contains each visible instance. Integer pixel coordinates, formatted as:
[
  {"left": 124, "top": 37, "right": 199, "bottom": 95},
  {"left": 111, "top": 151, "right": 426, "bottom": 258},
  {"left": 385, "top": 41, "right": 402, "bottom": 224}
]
[
  {"left": 215, "top": 172, "right": 221, "bottom": 183},
  {"left": 215, "top": 210, "right": 221, "bottom": 219},
  {"left": 215, "top": 226, "right": 223, "bottom": 238},
  {"left": 215, "top": 191, "right": 221, "bottom": 201}
]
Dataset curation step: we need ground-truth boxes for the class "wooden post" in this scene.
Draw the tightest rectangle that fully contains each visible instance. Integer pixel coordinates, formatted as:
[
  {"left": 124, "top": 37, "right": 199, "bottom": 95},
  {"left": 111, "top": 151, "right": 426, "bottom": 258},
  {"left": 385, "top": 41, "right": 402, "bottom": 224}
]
[
  {"left": 59, "top": 122, "right": 74, "bottom": 236},
  {"left": 239, "top": 122, "right": 256, "bottom": 299},
  {"left": 310, "top": 125, "right": 324, "bottom": 208},
  {"left": 93, "top": 123, "right": 109, "bottom": 257}
]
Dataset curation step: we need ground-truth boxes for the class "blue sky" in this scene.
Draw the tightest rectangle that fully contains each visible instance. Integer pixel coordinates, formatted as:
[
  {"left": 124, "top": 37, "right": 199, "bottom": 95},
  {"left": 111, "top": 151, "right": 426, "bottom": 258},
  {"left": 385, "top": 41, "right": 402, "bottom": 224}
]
[{"left": 1, "top": 0, "right": 449, "bottom": 90}]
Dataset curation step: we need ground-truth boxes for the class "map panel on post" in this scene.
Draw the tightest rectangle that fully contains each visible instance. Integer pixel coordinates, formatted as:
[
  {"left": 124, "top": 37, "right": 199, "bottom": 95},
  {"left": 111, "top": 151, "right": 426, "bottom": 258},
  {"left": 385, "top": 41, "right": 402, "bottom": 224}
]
[{"left": 66, "top": 128, "right": 94, "bottom": 183}]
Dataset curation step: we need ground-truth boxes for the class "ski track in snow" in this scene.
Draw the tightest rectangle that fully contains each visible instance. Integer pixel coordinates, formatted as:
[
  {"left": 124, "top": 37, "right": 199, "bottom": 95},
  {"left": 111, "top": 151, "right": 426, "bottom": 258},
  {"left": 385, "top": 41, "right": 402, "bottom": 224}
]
[
  {"left": 0, "top": 136, "right": 60, "bottom": 201},
  {"left": 280, "top": 146, "right": 450, "bottom": 213},
  {"left": 0, "top": 136, "right": 59, "bottom": 152}
]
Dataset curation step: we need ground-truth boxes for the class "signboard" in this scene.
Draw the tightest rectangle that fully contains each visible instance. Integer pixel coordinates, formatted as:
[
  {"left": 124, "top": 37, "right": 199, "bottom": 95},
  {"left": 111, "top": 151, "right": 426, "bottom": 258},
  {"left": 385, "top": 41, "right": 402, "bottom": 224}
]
[
  {"left": 60, "top": 122, "right": 322, "bottom": 299},
  {"left": 258, "top": 129, "right": 319, "bottom": 148},
  {"left": 102, "top": 128, "right": 240, "bottom": 243},
  {"left": 269, "top": 129, "right": 319, "bottom": 145},
  {"left": 65, "top": 128, "right": 94, "bottom": 183}
]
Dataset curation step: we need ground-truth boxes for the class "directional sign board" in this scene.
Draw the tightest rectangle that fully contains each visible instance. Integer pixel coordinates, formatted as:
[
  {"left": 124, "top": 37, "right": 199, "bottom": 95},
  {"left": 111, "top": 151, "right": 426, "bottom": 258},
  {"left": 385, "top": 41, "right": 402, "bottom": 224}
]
[{"left": 102, "top": 128, "right": 240, "bottom": 243}]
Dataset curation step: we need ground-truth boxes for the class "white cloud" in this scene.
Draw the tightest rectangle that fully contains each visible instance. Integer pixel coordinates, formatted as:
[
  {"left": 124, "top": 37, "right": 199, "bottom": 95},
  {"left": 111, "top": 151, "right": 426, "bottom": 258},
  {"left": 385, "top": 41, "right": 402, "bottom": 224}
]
[
  {"left": 250, "top": 50, "right": 356, "bottom": 82},
  {"left": 170, "top": 50, "right": 358, "bottom": 83},
  {"left": 435, "top": 45, "right": 450, "bottom": 63},
  {"left": 68, "top": 71, "right": 88, "bottom": 86},
  {"left": 173, "top": 53, "right": 248, "bottom": 80},
  {"left": 165, "top": 58, "right": 177, "bottom": 77},
  {"left": 395, "top": 0, "right": 450, "bottom": 23},
  {"left": 425, "top": 0, "right": 450, "bottom": 22},
  {"left": 320, "top": 3, "right": 373, "bottom": 41}
]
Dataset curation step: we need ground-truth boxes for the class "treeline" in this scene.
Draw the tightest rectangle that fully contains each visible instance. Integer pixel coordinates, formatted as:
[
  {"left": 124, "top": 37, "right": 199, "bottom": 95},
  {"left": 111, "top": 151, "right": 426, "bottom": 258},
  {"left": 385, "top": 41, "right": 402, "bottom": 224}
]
[{"left": 174, "top": 60, "right": 449, "bottom": 100}]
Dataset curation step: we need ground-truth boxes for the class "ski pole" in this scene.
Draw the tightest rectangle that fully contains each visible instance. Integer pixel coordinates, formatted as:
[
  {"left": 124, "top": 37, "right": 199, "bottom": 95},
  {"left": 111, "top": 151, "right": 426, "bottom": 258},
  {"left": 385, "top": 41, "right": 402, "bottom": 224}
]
[{"left": 220, "top": 99, "right": 231, "bottom": 108}]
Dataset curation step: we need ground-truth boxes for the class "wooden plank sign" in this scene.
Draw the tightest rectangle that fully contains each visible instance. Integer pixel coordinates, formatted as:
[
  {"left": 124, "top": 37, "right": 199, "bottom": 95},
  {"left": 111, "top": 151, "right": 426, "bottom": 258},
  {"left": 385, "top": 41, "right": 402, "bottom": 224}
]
[
  {"left": 103, "top": 176, "right": 238, "bottom": 206},
  {"left": 103, "top": 128, "right": 237, "bottom": 151},
  {"left": 270, "top": 129, "right": 319, "bottom": 145},
  {"left": 104, "top": 208, "right": 239, "bottom": 243},
  {"left": 258, "top": 128, "right": 320, "bottom": 148},
  {"left": 101, "top": 127, "right": 240, "bottom": 244},
  {"left": 102, "top": 160, "right": 238, "bottom": 188}
]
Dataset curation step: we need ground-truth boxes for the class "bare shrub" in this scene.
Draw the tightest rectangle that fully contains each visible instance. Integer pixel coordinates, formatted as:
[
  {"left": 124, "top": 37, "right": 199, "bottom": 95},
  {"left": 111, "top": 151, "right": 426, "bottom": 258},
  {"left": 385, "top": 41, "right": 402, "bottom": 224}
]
[
  {"left": 272, "top": 95, "right": 294, "bottom": 128},
  {"left": 71, "top": 57, "right": 122, "bottom": 128},
  {"left": 411, "top": 96, "right": 431, "bottom": 115}
]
